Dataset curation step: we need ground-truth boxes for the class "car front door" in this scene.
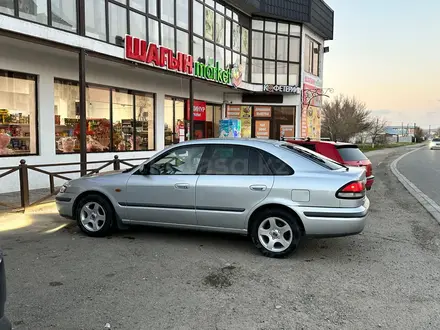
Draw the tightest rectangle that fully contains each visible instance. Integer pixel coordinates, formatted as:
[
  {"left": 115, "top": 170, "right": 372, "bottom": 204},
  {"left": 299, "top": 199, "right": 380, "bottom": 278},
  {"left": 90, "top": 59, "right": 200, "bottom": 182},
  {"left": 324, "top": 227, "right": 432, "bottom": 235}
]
[
  {"left": 124, "top": 145, "right": 207, "bottom": 225},
  {"left": 195, "top": 145, "right": 274, "bottom": 230}
]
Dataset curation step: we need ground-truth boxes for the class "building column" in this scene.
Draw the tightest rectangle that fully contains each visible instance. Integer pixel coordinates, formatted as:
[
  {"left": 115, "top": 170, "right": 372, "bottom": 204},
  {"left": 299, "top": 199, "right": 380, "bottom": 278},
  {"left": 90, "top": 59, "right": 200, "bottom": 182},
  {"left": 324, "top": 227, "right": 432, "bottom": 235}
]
[{"left": 38, "top": 73, "right": 55, "bottom": 157}]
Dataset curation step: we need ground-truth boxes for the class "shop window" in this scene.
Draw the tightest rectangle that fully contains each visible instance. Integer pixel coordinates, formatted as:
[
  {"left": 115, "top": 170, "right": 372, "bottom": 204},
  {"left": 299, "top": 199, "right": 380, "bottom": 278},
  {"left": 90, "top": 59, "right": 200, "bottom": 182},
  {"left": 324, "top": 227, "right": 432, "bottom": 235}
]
[
  {"left": 232, "top": 22, "right": 240, "bottom": 51},
  {"left": 18, "top": 0, "right": 48, "bottom": 24},
  {"left": 148, "top": 0, "right": 157, "bottom": 16},
  {"left": 252, "top": 31, "right": 263, "bottom": 58},
  {"left": 225, "top": 8, "right": 231, "bottom": 18},
  {"left": 130, "top": 11, "right": 146, "bottom": 40},
  {"left": 216, "top": 2, "right": 224, "bottom": 13},
  {"left": 112, "top": 90, "right": 133, "bottom": 151},
  {"left": 0, "top": 0, "right": 14, "bottom": 15},
  {"left": 216, "top": 46, "right": 224, "bottom": 69},
  {"left": 232, "top": 52, "right": 239, "bottom": 66},
  {"left": 277, "top": 62, "right": 288, "bottom": 85},
  {"left": 51, "top": 0, "right": 77, "bottom": 32},
  {"left": 225, "top": 19, "right": 231, "bottom": 48},
  {"left": 109, "top": 2, "right": 126, "bottom": 45},
  {"left": 205, "top": 41, "right": 214, "bottom": 61},
  {"left": 289, "top": 37, "right": 300, "bottom": 62},
  {"left": 161, "top": 23, "right": 175, "bottom": 51},
  {"left": 278, "top": 23, "right": 289, "bottom": 35},
  {"left": 305, "top": 36, "right": 321, "bottom": 77},
  {"left": 193, "top": 0, "right": 203, "bottom": 36},
  {"left": 241, "top": 27, "right": 249, "bottom": 55},
  {"left": 252, "top": 20, "right": 263, "bottom": 31},
  {"left": 264, "top": 61, "right": 276, "bottom": 84},
  {"left": 176, "top": 0, "right": 188, "bottom": 29},
  {"left": 225, "top": 49, "right": 231, "bottom": 67},
  {"left": 289, "top": 63, "right": 300, "bottom": 85},
  {"left": 85, "top": 0, "right": 106, "bottom": 41},
  {"left": 54, "top": 80, "right": 155, "bottom": 154},
  {"left": 251, "top": 59, "right": 263, "bottom": 84},
  {"left": 241, "top": 56, "right": 248, "bottom": 82},
  {"left": 131, "top": 0, "right": 146, "bottom": 13},
  {"left": 161, "top": 0, "right": 174, "bottom": 24},
  {"left": 264, "top": 21, "right": 276, "bottom": 33},
  {"left": 204, "top": 7, "right": 214, "bottom": 41},
  {"left": 164, "top": 97, "right": 185, "bottom": 146},
  {"left": 290, "top": 24, "right": 301, "bottom": 37},
  {"left": 264, "top": 33, "right": 276, "bottom": 59},
  {"left": 215, "top": 12, "right": 224, "bottom": 45},
  {"left": 113, "top": 0, "right": 126, "bottom": 4},
  {"left": 148, "top": 18, "right": 159, "bottom": 44},
  {"left": 0, "top": 71, "right": 37, "bottom": 157},
  {"left": 205, "top": 0, "right": 214, "bottom": 8},
  {"left": 176, "top": 30, "right": 189, "bottom": 54},
  {"left": 277, "top": 35, "right": 288, "bottom": 61},
  {"left": 193, "top": 37, "right": 204, "bottom": 61}
]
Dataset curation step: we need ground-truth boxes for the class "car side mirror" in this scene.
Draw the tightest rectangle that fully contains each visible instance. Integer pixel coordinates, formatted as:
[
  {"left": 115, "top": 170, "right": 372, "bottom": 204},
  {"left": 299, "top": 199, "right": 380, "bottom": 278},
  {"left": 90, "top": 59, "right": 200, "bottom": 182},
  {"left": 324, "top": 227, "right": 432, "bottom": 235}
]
[{"left": 139, "top": 163, "right": 150, "bottom": 175}]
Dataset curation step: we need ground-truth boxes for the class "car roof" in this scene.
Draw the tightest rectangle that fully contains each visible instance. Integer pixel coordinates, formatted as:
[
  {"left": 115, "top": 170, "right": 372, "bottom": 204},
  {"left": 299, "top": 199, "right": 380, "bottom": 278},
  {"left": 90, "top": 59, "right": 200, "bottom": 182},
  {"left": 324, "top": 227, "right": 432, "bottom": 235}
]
[
  {"left": 288, "top": 139, "right": 357, "bottom": 147},
  {"left": 175, "top": 138, "right": 286, "bottom": 148}
]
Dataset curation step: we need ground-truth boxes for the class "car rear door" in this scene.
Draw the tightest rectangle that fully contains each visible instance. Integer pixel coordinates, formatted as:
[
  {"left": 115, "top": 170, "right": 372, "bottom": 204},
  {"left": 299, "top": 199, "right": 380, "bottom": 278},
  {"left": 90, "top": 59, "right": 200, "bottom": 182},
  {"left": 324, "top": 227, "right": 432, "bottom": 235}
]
[{"left": 195, "top": 145, "right": 274, "bottom": 230}]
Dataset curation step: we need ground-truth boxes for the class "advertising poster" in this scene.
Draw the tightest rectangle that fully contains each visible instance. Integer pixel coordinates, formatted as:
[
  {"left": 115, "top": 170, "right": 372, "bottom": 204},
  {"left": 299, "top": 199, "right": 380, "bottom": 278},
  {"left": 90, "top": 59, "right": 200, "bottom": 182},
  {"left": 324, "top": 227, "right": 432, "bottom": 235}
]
[
  {"left": 280, "top": 125, "right": 295, "bottom": 139},
  {"left": 302, "top": 73, "right": 322, "bottom": 139},
  {"left": 226, "top": 105, "right": 240, "bottom": 118},
  {"left": 255, "top": 120, "right": 270, "bottom": 139},
  {"left": 219, "top": 119, "right": 241, "bottom": 138},
  {"left": 240, "top": 106, "right": 252, "bottom": 138},
  {"left": 253, "top": 106, "right": 272, "bottom": 117}
]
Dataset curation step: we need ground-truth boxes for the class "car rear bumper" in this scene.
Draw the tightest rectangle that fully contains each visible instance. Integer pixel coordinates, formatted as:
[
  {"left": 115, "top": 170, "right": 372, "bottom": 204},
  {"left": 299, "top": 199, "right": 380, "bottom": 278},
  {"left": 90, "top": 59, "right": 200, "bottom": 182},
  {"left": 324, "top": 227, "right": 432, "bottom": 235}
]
[
  {"left": 297, "top": 197, "right": 370, "bottom": 237},
  {"left": 0, "top": 316, "right": 11, "bottom": 330},
  {"left": 429, "top": 144, "right": 440, "bottom": 149},
  {"left": 366, "top": 176, "right": 374, "bottom": 190}
]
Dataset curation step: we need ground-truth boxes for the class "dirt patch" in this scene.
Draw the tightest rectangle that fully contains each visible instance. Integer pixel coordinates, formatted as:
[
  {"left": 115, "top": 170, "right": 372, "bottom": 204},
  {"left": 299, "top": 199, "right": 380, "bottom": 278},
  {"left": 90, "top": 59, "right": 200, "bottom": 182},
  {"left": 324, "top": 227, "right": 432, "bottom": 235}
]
[{"left": 203, "top": 264, "right": 237, "bottom": 289}]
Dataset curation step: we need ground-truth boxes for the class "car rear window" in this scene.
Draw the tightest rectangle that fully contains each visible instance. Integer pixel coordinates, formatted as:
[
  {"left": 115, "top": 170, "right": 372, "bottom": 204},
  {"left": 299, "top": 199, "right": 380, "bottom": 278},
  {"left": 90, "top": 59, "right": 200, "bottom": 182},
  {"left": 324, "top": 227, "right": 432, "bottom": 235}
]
[
  {"left": 433, "top": 138, "right": 440, "bottom": 142},
  {"left": 281, "top": 144, "right": 344, "bottom": 170},
  {"left": 337, "top": 146, "right": 368, "bottom": 161}
]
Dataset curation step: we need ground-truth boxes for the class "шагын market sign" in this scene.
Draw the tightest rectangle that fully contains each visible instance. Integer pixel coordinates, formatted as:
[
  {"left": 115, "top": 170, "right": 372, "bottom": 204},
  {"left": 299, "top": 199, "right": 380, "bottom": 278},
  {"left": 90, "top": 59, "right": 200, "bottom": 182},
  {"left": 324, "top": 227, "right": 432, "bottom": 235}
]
[{"left": 125, "top": 35, "right": 231, "bottom": 85}]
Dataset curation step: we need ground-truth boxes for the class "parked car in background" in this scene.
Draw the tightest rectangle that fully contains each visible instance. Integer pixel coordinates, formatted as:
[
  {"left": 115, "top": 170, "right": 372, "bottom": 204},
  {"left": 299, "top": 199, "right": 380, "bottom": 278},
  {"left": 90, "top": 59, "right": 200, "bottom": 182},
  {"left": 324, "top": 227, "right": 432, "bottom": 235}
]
[
  {"left": 429, "top": 138, "right": 440, "bottom": 150},
  {"left": 56, "top": 139, "right": 370, "bottom": 258},
  {"left": 285, "top": 138, "right": 374, "bottom": 190},
  {"left": 0, "top": 250, "right": 11, "bottom": 330}
]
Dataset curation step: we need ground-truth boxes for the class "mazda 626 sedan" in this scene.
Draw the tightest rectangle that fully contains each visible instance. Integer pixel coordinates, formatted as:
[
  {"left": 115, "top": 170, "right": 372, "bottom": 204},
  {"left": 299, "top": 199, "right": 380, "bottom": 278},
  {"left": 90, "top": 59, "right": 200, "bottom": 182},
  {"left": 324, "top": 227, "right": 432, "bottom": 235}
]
[{"left": 56, "top": 139, "right": 370, "bottom": 258}]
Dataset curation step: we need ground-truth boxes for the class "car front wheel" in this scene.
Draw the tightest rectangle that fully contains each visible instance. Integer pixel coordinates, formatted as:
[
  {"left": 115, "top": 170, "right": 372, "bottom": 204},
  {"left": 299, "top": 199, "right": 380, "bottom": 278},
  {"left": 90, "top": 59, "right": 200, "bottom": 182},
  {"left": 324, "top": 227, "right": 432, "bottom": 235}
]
[
  {"left": 76, "top": 194, "right": 113, "bottom": 237},
  {"left": 250, "top": 209, "right": 301, "bottom": 258}
]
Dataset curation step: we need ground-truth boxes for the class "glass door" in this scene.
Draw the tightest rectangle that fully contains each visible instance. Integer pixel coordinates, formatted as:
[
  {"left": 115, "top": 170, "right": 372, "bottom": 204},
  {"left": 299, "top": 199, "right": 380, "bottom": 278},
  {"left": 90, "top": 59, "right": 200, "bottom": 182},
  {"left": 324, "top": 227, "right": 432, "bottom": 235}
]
[{"left": 164, "top": 96, "right": 187, "bottom": 146}]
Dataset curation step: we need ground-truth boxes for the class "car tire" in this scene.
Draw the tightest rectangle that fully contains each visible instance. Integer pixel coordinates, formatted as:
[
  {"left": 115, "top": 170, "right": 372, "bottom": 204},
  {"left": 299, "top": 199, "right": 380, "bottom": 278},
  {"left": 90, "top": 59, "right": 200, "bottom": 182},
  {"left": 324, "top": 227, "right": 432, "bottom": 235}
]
[
  {"left": 76, "top": 194, "right": 114, "bottom": 237},
  {"left": 250, "top": 208, "right": 301, "bottom": 258}
]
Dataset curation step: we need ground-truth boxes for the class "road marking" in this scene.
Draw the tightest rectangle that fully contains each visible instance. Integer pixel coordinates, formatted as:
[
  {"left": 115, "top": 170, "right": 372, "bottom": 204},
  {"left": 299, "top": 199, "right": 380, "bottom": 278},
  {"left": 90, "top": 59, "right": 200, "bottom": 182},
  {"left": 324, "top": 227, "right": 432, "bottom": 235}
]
[
  {"left": 390, "top": 146, "right": 440, "bottom": 224},
  {"left": 44, "top": 223, "right": 68, "bottom": 234},
  {"left": 377, "top": 162, "right": 382, "bottom": 166}
]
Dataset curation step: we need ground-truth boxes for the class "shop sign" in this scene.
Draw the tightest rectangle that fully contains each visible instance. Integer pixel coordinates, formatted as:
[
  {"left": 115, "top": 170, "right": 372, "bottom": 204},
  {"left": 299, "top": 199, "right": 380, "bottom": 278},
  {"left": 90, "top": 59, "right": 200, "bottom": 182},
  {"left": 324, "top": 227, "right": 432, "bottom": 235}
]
[
  {"left": 263, "top": 84, "right": 300, "bottom": 94},
  {"left": 125, "top": 35, "right": 193, "bottom": 75},
  {"left": 254, "top": 106, "right": 272, "bottom": 117},
  {"left": 186, "top": 100, "right": 207, "bottom": 121},
  {"left": 194, "top": 60, "right": 231, "bottom": 85},
  {"left": 125, "top": 35, "right": 232, "bottom": 86},
  {"left": 255, "top": 120, "right": 270, "bottom": 139},
  {"left": 280, "top": 125, "right": 295, "bottom": 139},
  {"left": 226, "top": 105, "right": 241, "bottom": 118}
]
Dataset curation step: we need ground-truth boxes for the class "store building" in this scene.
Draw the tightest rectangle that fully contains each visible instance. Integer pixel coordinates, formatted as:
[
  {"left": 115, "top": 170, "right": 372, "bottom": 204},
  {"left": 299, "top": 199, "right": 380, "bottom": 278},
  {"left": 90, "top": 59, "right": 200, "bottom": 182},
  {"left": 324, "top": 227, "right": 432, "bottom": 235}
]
[{"left": 0, "top": 0, "right": 334, "bottom": 193}]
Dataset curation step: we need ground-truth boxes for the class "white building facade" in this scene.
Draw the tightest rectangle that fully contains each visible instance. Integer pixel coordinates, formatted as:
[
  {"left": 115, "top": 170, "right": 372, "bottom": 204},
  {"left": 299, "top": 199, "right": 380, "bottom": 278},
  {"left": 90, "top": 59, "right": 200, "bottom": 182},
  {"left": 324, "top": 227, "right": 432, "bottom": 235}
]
[{"left": 0, "top": 0, "right": 333, "bottom": 193}]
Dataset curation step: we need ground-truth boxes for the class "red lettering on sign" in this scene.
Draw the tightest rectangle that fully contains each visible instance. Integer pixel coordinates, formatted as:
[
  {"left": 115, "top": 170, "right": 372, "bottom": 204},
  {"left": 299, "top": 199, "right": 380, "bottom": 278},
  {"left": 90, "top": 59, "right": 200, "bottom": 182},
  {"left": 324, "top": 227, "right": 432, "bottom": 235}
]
[
  {"left": 159, "top": 46, "right": 171, "bottom": 67},
  {"left": 184, "top": 55, "right": 193, "bottom": 75},
  {"left": 169, "top": 55, "right": 179, "bottom": 70},
  {"left": 146, "top": 43, "right": 159, "bottom": 66},
  {"left": 125, "top": 35, "right": 147, "bottom": 62}
]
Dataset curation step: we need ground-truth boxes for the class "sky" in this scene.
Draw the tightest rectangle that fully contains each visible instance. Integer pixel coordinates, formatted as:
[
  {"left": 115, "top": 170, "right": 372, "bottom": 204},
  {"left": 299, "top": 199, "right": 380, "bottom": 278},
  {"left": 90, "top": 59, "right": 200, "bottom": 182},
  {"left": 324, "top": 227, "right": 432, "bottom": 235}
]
[{"left": 323, "top": 0, "right": 440, "bottom": 129}]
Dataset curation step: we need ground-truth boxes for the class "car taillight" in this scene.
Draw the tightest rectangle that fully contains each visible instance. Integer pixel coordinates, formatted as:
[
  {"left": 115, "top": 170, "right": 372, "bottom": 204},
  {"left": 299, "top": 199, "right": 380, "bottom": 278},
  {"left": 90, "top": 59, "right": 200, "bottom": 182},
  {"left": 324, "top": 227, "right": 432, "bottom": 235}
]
[
  {"left": 336, "top": 181, "right": 366, "bottom": 199},
  {"left": 365, "top": 164, "right": 372, "bottom": 177}
]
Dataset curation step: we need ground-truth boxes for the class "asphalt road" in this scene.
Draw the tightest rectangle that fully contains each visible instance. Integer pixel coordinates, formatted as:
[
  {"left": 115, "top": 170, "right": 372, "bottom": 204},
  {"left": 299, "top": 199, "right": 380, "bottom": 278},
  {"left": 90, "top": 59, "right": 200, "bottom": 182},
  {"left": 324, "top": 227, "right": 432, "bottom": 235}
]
[
  {"left": 397, "top": 146, "right": 440, "bottom": 206},
  {"left": 1, "top": 144, "right": 440, "bottom": 330}
]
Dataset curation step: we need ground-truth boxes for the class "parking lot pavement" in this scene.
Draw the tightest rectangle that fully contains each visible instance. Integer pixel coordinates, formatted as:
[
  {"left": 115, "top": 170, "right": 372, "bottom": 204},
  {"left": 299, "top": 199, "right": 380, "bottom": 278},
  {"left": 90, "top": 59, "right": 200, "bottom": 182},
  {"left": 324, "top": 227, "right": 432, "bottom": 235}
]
[{"left": 1, "top": 145, "right": 440, "bottom": 330}]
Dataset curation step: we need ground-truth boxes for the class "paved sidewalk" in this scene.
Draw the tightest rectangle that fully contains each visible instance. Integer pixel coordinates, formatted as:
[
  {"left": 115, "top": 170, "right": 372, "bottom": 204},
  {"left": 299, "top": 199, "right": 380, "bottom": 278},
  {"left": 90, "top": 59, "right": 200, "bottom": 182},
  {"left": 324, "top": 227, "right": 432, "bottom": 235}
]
[{"left": 0, "top": 188, "right": 55, "bottom": 212}]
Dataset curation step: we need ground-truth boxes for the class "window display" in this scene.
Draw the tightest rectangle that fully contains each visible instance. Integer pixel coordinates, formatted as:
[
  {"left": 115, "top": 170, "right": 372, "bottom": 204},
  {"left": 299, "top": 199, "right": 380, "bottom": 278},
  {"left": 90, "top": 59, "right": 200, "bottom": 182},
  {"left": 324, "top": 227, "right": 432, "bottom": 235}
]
[
  {"left": 0, "top": 71, "right": 37, "bottom": 157},
  {"left": 54, "top": 79, "right": 155, "bottom": 154}
]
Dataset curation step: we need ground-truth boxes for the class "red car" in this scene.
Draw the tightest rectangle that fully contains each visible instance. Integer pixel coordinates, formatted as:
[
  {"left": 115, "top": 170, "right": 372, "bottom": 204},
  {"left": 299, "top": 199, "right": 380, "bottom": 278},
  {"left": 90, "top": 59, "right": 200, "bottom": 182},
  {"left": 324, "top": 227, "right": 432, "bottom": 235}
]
[{"left": 285, "top": 138, "right": 374, "bottom": 190}]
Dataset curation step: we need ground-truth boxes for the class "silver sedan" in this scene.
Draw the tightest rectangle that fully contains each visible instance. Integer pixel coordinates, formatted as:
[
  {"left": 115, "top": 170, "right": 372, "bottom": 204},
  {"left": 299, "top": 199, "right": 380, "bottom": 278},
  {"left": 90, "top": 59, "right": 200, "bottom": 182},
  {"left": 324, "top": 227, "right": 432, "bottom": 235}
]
[{"left": 56, "top": 139, "right": 370, "bottom": 258}]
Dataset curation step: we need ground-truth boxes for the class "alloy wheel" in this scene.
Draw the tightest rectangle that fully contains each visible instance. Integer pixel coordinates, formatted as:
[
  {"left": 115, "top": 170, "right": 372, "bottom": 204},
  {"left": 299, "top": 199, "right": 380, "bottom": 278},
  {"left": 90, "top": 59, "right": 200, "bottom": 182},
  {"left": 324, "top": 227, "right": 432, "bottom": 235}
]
[
  {"left": 257, "top": 217, "right": 293, "bottom": 252},
  {"left": 80, "top": 201, "right": 106, "bottom": 232}
]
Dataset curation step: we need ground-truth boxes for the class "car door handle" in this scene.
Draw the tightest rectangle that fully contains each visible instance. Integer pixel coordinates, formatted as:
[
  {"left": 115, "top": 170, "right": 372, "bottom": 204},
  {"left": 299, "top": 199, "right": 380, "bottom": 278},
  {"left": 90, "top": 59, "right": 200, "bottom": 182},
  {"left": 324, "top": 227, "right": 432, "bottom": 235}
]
[
  {"left": 250, "top": 185, "right": 267, "bottom": 191},
  {"left": 175, "top": 183, "right": 190, "bottom": 190}
]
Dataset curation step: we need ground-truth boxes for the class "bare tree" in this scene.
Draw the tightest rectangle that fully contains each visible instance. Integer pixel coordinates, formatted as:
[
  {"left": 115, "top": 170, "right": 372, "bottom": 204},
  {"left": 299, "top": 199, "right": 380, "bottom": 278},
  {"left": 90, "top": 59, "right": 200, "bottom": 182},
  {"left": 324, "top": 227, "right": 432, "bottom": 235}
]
[
  {"left": 321, "top": 94, "right": 372, "bottom": 142},
  {"left": 369, "top": 116, "right": 387, "bottom": 147},
  {"left": 414, "top": 126, "right": 425, "bottom": 142}
]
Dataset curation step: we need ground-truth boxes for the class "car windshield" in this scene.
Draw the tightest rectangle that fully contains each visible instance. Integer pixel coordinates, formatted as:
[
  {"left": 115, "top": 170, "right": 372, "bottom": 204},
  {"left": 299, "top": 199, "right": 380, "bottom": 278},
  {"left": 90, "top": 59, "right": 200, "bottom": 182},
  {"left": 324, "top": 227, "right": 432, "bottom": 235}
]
[
  {"left": 337, "top": 146, "right": 368, "bottom": 161},
  {"left": 280, "top": 143, "right": 344, "bottom": 170}
]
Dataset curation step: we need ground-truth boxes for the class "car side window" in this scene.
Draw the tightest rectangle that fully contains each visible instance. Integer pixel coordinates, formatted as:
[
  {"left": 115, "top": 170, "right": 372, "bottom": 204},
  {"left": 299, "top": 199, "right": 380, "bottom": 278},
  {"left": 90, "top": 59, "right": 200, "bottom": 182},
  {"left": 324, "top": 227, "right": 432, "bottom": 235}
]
[
  {"left": 148, "top": 145, "right": 206, "bottom": 175},
  {"left": 259, "top": 149, "right": 294, "bottom": 175},
  {"left": 249, "top": 148, "right": 273, "bottom": 175},
  {"left": 203, "top": 145, "right": 250, "bottom": 175}
]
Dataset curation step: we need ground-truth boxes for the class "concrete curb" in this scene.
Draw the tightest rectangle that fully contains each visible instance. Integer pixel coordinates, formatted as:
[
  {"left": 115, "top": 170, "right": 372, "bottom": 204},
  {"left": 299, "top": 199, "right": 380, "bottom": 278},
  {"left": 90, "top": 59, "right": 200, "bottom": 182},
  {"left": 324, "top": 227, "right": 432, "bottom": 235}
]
[{"left": 390, "top": 146, "right": 440, "bottom": 224}]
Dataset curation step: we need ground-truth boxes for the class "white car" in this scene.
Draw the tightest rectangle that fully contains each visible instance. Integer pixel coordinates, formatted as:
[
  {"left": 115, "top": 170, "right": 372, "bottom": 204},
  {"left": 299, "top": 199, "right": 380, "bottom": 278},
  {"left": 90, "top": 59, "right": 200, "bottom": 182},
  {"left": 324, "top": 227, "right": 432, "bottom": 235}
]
[{"left": 429, "top": 138, "right": 440, "bottom": 150}]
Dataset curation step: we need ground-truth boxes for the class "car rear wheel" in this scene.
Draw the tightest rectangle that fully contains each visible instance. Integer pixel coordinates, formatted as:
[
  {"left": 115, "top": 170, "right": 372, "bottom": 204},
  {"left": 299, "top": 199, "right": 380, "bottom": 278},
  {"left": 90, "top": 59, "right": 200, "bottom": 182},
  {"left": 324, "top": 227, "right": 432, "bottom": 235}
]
[
  {"left": 250, "top": 209, "right": 301, "bottom": 258},
  {"left": 76, "top": 194, "right": 113, "bottom": 237}
]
